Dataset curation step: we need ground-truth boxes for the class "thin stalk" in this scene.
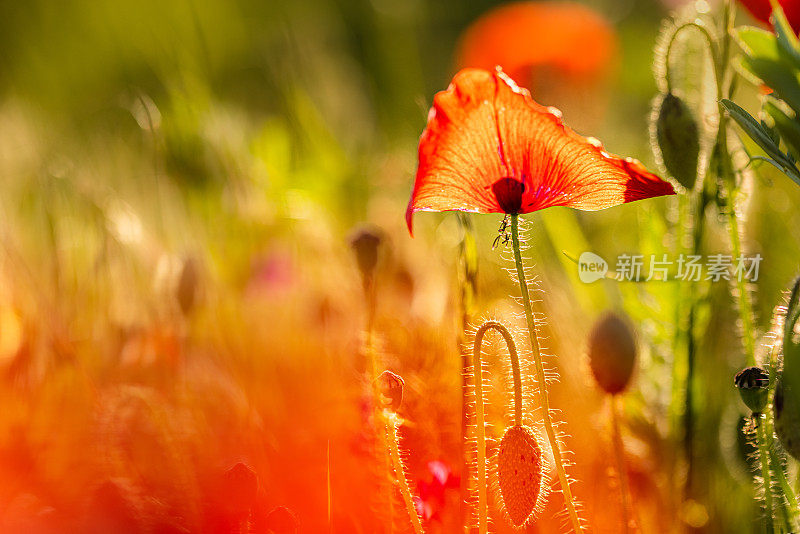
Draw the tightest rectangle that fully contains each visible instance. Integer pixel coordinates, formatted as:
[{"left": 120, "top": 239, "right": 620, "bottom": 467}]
[
  {"left": 711, "top": 0, "right": 784, "bottom": 524},
  {"left": 660, "top": 0, "right": 720, "bottom": 503},
  {"left": 771, "top": 449, "right": 798, "bottom": 528},
  {"left": 457, "top": 212, "right": 477, "bottom": 531},
  {"left": 386, "top": 412, "right": 425, "bottom": 534},
  {"left": 362, "top": 275, "right": 394, "bottom": 531},
  {"left": 365, "top": 276, "right": 378, "bottom": 380},
  {"left": 757, "top": 419, "right": 776, "bottom": 533},
  {"left": 472, "top": 324, "right": 489, "bottom": 534},
  {"left": 767, "top": 343, "right": 797, "bottom": 529},
  {"left": 472, "top": 320, "right": 522, "bottom": 533},
  {"left": 683, "top": 184, "right": 707, "bottom": 502},
  {"left": 327, "top": 440, "right": 332, "bottom": 533},
  {"left": 670, "top": 193, "right": 691, "bottom": 517},
  {"left": 509, "top": 214, "right": 583, "bottom": 533},
  {"left": 611, "top": 396, "right": 636, "bottom": 534},
  {"left": 717, "top": 119, "right": 757, "bottom": 366}
]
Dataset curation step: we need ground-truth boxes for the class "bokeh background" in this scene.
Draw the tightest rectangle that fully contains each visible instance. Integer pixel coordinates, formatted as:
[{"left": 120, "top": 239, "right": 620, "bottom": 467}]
[{"left": 0, "top": 0, "right": 799, "bottom": 532}]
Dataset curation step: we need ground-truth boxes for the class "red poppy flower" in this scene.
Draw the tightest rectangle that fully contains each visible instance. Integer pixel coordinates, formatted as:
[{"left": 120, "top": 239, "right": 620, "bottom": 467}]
[
  {"left": 739, "top": 0, "right": 800, "bottom": 32},
  {"left": 456, "top": 2, "right": 616, "bottom": 90},
  {"left": 406, "top": 68, "right": 675, "bottom": 234}
]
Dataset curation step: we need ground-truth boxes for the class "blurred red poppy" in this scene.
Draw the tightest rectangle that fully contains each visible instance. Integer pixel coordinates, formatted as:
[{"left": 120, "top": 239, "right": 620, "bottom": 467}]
[
  {"left": 456, "top": 2, "right": 616, "bottom": 90},
  {"left": 739, "top": 0, "right": 800, "bottom": 31},
  {"left": 406, "top": 69, "right": 675, "bottom": 234}
]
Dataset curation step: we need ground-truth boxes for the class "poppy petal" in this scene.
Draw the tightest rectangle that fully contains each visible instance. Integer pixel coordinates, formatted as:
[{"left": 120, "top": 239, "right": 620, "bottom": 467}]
[
  {"left": 457, "top": 2, "right": 617, "bottom": 89},
  {"left": 739, "top": 0, "right": 800, "bottom": 32},
  {"left": 406, "top": 68, "right": 675, "bottom": 234}
]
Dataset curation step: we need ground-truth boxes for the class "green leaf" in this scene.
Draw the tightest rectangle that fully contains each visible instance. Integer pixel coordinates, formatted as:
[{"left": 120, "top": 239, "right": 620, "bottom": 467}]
[
  {"left": 740, "top": 55, "right": 800, "bottom": 115},
  {"left": 762, "top": 118, "right": 782, "bottom": 145},
  {"left": 721, "top": 99, "right": 788, "bottom": 163},
  {"left": 735, "top": 26, "right": 781, "bottom": 59},
  {"left": 771, "top": 2, "right": 800, "bottom": 69},
  {"left": 764, "top": 99, "right": 800, "bottom": 160}
]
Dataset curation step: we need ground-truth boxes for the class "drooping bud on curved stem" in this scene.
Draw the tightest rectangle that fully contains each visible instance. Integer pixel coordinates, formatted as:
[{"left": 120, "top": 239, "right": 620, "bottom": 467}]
[{"left": 471, "top": 320, "right": 522, "bottom": 534}]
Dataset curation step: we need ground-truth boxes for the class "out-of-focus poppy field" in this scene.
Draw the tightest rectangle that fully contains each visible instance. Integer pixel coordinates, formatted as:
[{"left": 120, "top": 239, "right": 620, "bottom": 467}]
[{"left": 4, "top": 0, "right": 800, "bottom": 532}]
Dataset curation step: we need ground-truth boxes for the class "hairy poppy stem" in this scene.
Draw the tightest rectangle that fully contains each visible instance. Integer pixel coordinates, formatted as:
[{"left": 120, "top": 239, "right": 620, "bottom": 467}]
[
  {"left": 472, "top": 320, "right": 522, "bottom": 534},
  {"left": 756, "top": 418, "right": 776, "bottom": 532},
  {"left": 457, "top": 212, "right": 478, "bottom": 527},
  {"left": 509, "top": 214, "right": 583, "bottom": 533},
  {"left": 386, "top": 412, "right": 425, "bottom": 534}
]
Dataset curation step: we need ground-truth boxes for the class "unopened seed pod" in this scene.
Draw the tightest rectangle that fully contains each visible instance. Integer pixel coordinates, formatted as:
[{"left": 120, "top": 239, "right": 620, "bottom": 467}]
[
  {"left": 497, "top": 425, "right": 544, "bottom": 527},
  {"left": 376, "top": 370, "right": 404, "bottom": 411},
  {"left": 653, "top": 92, "right": 700, "bottom": 190},
  {"left": 587, "top": 312, "right": 637, "bottom": 395},
  {"left": 349, "top": 225, "right": 383, "bottom": 287},
  {"left": 774, "top": 380, "right": 800, "bottom": 459},
  {"left": 734, "top": 366, "right": 769, "bottom": 414}
]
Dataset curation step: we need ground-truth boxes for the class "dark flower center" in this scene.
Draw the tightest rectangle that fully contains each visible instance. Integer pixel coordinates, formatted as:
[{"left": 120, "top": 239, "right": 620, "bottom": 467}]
[{"left": 492, "top": 177, "right": 525, "bottom": 214}]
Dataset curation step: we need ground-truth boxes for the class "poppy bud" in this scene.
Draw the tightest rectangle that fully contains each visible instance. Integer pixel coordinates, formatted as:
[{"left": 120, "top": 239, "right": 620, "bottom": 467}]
[
  {"left": 587, "top": 312, "right": 637, "bottom": 395},
  {"left": 375, "top": 370, "right": 404, "bottom": 411},
  {"left": 349, "top": 226, "right": 382, "bottom": 288},
  {"left": 774, "top": 380, "right": 800, "bottom": 459},
  {"left": 497, "top": 425, "right": 545, "bottom": 527},
  {"left": 653, "top": 92, "right": 701, "bottom": 190},
  {"left": 176, "top": 256, "right": 199, "bottom": 315},
  {"left": 734, "top": 366, "right": 769, "bottom": 414}
]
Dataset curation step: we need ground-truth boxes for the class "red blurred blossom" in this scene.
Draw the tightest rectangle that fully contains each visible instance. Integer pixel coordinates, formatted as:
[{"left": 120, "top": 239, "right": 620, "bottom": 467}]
[
  {"left": 457, "top": 2, "right": 617, "bottom": 90},
  {"left": 406, "top": 69, "right": 675, "bottom": 234},
  {"left": 416, "top": 460, "right": 459, "bottom": 522},
  {"left": 739, "top": 0, "right": 800, "bottom": 31}
]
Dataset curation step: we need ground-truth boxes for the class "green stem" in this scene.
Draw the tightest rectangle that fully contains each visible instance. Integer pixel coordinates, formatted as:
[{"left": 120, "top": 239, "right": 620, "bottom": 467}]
[
  {"left": 718, "top": 124, "right": 757, "bottom": 366},
  {"left": 509, "top": 214, "right": 583, "bottom": 533},
  {"left": 472, "top": 320, "right": 523, "bottom": 533},
  {"left": 386, "top": 413, "right": 425, "bottom": 534},
  {"left": 757, "top": 419, "right": 776, "bottom": 533},
  {"left": 771, "top": 448, "right": 798, "bottom": 529},
  {"left": 684, "top": 189, "right": 708, "bottom": 499},
  {"left": 767, "top": 343, "right": 797, "bottom": 530}
]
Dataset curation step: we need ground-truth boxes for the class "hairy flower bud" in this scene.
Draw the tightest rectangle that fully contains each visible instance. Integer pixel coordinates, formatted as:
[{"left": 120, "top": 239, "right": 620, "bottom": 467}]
[
  {"left": 587, "top": 312, "right": 637, "bottom": 395},
  {"left": 734, "top": 366, "right": 769, "bottom": 414},
  {"left": 497, "top": 425, "right": 544, "bottom": 527},
  {"left": 652, "top": 92, "right": 701, "bottom": 190}
]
